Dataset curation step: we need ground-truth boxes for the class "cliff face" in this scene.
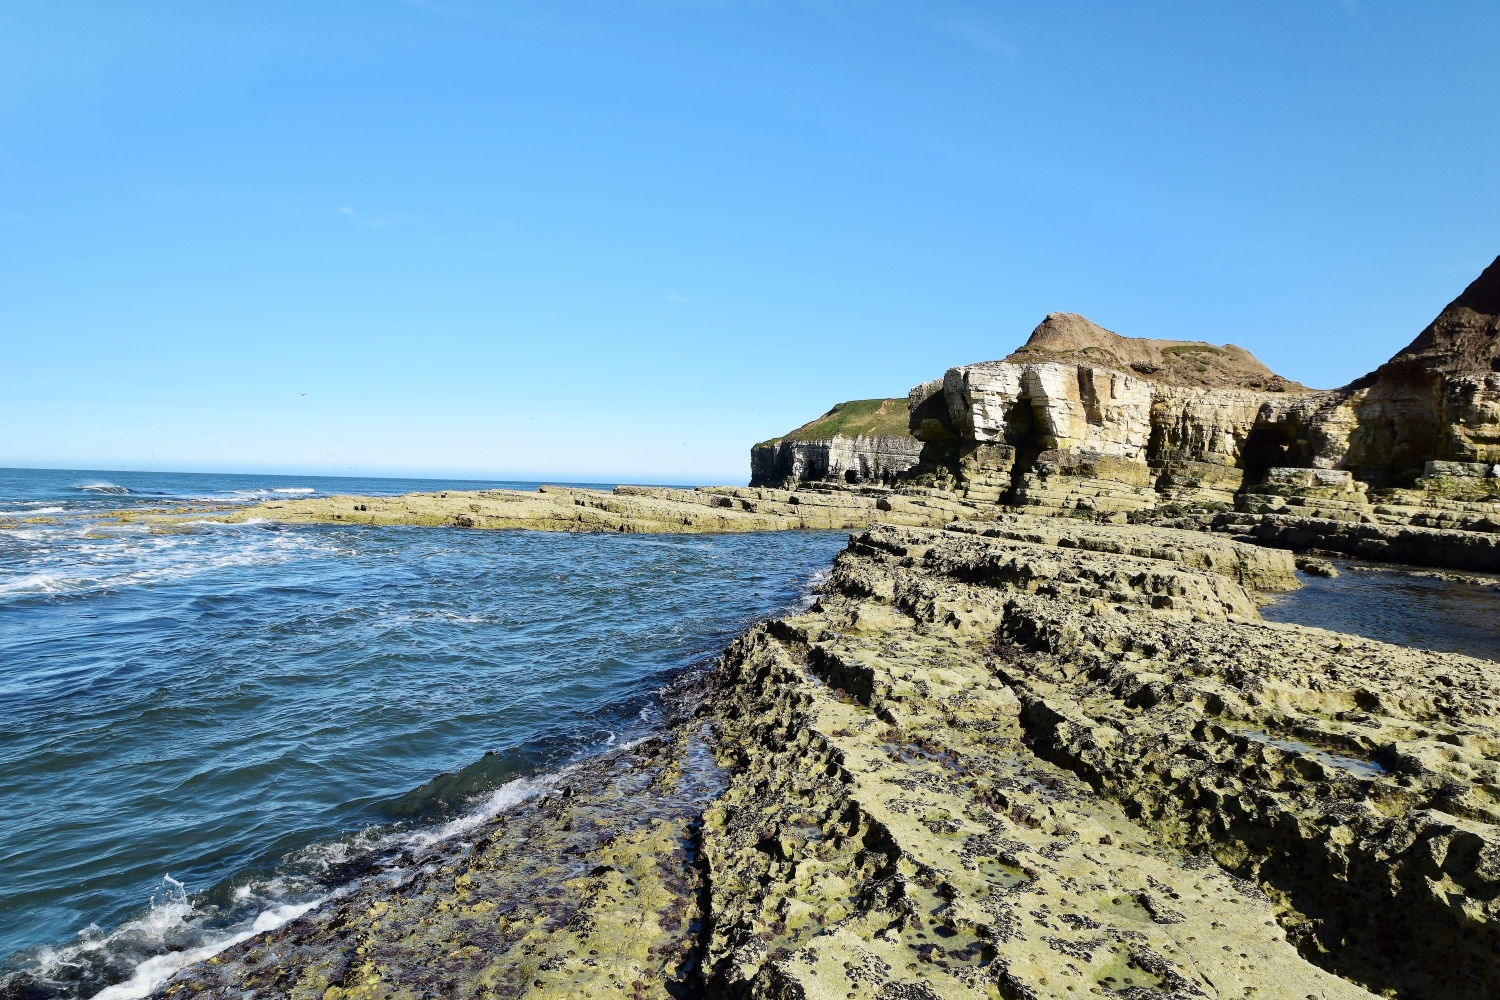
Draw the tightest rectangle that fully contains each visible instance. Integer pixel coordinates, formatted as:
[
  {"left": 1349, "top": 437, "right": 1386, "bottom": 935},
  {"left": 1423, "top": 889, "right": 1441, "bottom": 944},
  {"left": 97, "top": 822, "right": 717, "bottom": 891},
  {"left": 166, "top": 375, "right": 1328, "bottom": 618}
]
[
  {"left": 904, "top": 258, "right": 1500, "bottom": 510},
  {"left": 904, "top": 316, "right": 1324, "bottom": 510},
  {"left": 732, "top": 259, "right": 1500, "bottom": 568},
  {"left": 1298, "top": 257, "right": 1500, "bottom": 484},
  {"left": 749, "top": 398, "right": 922, "bottom": 487}
]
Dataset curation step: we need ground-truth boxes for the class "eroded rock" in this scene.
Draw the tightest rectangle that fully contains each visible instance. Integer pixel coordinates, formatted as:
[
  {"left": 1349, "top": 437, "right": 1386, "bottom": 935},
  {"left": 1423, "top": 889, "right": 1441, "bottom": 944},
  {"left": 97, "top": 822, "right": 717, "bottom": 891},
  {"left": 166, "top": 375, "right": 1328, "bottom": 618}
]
[{"left": 145, "top": 517, "right": 1500, "bottom": 1000}]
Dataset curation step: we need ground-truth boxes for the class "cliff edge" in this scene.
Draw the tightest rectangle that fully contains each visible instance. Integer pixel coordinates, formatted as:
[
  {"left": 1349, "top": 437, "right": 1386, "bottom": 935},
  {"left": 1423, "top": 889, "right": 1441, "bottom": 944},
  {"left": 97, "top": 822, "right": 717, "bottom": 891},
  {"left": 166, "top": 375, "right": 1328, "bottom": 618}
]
[
  {"left": 898, "top": 257, "right": 1500, "bottom": 517},
  {"left": 1380, "top": 255, "right": 1500, "bottom": 378}
]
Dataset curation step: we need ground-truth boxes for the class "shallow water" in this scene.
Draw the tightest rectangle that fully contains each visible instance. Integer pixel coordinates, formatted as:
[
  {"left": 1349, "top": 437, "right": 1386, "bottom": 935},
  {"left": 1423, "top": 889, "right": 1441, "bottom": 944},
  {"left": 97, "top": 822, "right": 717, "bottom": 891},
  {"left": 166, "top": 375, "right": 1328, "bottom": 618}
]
[
  {"left": 1229, "top": 727, "right": 1387, "bottom": 779},
  {"left": 0, "top": 468, "right": 846, "bottom": 998},
  {"left": 1261, "top": 559, "right": 1500, "bottom": 662}
]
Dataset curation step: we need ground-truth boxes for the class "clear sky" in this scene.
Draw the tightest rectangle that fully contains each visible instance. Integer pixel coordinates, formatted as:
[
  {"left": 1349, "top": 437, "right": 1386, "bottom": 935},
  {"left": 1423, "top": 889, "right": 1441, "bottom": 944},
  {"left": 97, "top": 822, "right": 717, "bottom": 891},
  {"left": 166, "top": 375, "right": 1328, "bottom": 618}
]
[{"left": 3, "top": 2, "right": 1497, "bottom": 484}]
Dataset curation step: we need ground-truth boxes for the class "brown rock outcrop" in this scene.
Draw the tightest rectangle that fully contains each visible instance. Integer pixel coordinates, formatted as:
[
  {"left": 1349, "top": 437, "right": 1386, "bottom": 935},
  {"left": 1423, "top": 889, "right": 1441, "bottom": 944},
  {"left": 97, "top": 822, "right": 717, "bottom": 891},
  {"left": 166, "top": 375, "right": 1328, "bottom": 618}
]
[
  {"left": 1297, "top": 256, "right": 1500, "bottom": 485},
  {"left": 1008, "top": 311, "right": 1307, "bottom": 392}
]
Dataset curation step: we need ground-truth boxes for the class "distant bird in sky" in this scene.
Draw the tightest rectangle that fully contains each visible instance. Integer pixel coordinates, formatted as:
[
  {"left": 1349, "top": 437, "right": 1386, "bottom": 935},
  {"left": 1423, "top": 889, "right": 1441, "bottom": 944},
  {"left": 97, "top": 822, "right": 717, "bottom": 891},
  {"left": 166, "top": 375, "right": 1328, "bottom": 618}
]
[{"left": 300, "top": 393, "right": 306, "bottom": 396}]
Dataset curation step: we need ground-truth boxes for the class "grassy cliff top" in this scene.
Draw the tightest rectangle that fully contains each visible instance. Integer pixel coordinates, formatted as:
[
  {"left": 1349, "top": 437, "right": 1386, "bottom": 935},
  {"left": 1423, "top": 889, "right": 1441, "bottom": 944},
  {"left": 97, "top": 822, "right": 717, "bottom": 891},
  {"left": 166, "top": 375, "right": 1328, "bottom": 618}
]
[{"left": 757, "top": 398, "right": 913, "bottom": 447}]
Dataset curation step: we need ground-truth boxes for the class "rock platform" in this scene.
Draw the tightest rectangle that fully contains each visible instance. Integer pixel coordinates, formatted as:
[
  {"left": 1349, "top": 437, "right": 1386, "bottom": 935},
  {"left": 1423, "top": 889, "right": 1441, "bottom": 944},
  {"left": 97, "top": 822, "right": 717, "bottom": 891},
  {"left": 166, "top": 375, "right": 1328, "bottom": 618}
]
[
  {"left": 168, "top": 483, "right": 1005, "bottom": 535},
  {"left": 147, "top": 515, "right": 1500, "bottom": 1000}
]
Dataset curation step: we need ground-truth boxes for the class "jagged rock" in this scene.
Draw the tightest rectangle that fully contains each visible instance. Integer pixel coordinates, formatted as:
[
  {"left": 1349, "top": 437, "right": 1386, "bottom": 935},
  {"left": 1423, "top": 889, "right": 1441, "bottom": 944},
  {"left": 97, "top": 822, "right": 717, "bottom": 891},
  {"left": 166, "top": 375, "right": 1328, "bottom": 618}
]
[{"left": 137, "top": 514, "right": 1500, "bottom": 1000}]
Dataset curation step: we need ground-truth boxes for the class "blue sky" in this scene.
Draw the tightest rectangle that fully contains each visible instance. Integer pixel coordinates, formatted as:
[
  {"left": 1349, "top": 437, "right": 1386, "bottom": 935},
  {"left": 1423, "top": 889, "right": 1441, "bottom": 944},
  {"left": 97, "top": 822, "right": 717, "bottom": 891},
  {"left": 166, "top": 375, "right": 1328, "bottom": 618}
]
[{"left": 2, "top": 1, "right": 1497, "bottom": 483}]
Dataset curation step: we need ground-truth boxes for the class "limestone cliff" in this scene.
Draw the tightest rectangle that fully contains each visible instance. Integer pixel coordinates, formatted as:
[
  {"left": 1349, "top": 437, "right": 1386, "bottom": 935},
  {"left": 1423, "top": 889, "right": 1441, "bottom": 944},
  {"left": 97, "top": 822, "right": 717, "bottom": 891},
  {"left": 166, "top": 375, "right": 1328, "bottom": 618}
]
[
  {"left": 904, "top": 316, "right": 1324, "bottom": 513},
  {"left": 903, "top": 258, "right": 1500, "bottom": 517},
  {"left": 749, "top": 398, "right": 921, "bottom": 487}
]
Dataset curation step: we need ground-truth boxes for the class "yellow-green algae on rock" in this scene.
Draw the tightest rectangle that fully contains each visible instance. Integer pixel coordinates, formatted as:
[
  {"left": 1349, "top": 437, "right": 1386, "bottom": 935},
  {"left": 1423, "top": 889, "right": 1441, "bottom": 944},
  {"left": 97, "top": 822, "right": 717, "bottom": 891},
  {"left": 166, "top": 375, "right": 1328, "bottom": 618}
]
[
  {"left": 149, "top": 513, "right": 1500, "bottom": 999},
  {"left": 132, "top": 483, "right": 1006, "bottom": 535},
  {"left": 159, "top": 720, "right": 727, "bottom": 1000}
]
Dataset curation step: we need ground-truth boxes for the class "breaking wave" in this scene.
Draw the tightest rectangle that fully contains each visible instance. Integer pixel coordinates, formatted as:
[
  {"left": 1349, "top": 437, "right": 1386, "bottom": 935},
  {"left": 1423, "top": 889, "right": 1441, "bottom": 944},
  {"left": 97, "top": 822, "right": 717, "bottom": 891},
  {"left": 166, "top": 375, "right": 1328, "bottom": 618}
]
[
  {"left": 2, "top": 771, "right": 562, "bottom": 1000},
  {"left": 0, "top": 521, "right": 348, "bottom": 599}
]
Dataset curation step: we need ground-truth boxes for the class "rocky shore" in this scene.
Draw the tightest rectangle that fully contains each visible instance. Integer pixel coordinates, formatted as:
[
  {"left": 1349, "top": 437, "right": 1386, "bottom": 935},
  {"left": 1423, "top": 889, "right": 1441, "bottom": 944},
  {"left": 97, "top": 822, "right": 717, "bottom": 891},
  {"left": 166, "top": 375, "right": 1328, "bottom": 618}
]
[
  {"left": 150, "top": 512, "right": 1500, "bottom": 1000},
  {"left": 187, "top": 258, "right": 1500, "bottom": 581},
  {"left": 156, "top": 483, "right": 1005, "bottom": 535},
  {"left": 131, "top": 260, "right": 1500, "bottom": 998}
]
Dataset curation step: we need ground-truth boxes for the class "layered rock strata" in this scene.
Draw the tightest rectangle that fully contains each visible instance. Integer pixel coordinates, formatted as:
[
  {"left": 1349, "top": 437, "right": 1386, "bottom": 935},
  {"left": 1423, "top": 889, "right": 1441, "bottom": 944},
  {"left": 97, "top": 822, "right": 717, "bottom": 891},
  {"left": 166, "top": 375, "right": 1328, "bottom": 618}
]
[
  {"left": 900, "top": 257, "right": 1500, "bottom": 525},
  {"left": 902, "top": 312, "right": 1325, "bottom": 516},
  {"left": 156, "top": 483, "right": 1004, "bottom": 535},
  {"left": 751, "top": 399, "right": 923, "bottom": 487},
  {"left": 751, "top": 435, "right": 924, "bottom": 489},
  {"left": 144, "top": 513, "right": 1500, "bottom": 1000},
  {"left": 1213, "top": 467, "right": 1500, "bottom": 570}
]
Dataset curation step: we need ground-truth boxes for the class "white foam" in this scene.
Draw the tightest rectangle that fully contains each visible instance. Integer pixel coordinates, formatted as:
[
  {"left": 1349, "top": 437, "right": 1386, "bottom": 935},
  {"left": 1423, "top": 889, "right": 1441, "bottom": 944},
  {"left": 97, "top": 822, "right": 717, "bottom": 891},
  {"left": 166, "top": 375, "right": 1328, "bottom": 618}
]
[
  {"left": 0, "top": 521, "right": 346, "bottom": 597},
  {"left": 89, "top": 898, "right": 321, "bottom": 1000},
  {"left": 287, "top": 769, "right": 564, "bottom": 883},
  {"left": 14, "top": 876, "right": 322, "bottom": 1000},
  {"left": 399, "top": 770, "right": 562, "bottom": 851},
  {"left": 799, "top": 567, "right": 832, "bottom": 609},
  {"left": 62, "top": 772, "right": 563, "bottom": 996},
  {"left": 183, "top": 487, "right": 320, "bottom": 504}
]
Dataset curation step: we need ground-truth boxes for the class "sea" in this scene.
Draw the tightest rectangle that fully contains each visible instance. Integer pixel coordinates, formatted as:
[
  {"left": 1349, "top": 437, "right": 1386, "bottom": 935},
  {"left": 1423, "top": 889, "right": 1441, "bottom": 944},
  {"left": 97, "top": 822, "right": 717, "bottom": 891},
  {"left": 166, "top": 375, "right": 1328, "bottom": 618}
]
[
  {"left": 3, "top": 468, "right": 1498, "bottom": 1000},
  {"left": 0, "top": 468, "right": 847, "bottom": 1000},
  {"left": 1261, "top": 558, "right": 1500, "bottom": 659}
]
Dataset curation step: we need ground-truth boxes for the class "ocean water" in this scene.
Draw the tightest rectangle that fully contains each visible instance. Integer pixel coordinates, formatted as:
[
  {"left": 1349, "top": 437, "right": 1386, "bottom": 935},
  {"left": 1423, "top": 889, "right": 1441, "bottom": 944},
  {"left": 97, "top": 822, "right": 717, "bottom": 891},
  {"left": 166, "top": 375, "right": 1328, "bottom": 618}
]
[
  {"left": 1262, "top": 559, "right": 1500, "bottom": 662},
  {"left": 0, "top": 468, "right": 846, "bottom": 999}
]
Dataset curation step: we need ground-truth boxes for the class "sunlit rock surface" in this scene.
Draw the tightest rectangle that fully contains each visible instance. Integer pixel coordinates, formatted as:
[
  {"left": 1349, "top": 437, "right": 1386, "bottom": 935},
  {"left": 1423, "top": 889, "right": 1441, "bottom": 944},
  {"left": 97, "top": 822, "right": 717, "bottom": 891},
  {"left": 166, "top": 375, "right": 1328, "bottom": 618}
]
[
  {"left": 150, "top": 514, "right": 1500, "bottom": 1000},
  {"left": 751, "top": 399, "right": 924, "bottom": 487}
]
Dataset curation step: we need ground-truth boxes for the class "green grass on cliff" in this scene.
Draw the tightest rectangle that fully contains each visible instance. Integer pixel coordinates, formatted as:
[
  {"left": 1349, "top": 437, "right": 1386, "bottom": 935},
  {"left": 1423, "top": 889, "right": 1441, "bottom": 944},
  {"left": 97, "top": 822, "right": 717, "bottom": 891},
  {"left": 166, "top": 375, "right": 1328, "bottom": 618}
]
[{"left": 756, "top": 398, "right": 913, "bottom": 447}]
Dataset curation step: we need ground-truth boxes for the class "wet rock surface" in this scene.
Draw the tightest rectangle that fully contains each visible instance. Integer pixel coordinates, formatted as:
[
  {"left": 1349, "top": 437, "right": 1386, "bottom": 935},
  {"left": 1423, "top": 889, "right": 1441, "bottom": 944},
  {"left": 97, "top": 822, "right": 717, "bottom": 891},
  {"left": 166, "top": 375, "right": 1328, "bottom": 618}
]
[
  {"left": 158, "top": 724, "right": 725, "bottom": 1000},
  {"left": 145, "top": 514, "right": 1500, "bottom": 998},
  {"left": 168, "top": 483, "right": 1004, "bottom": 535}
]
